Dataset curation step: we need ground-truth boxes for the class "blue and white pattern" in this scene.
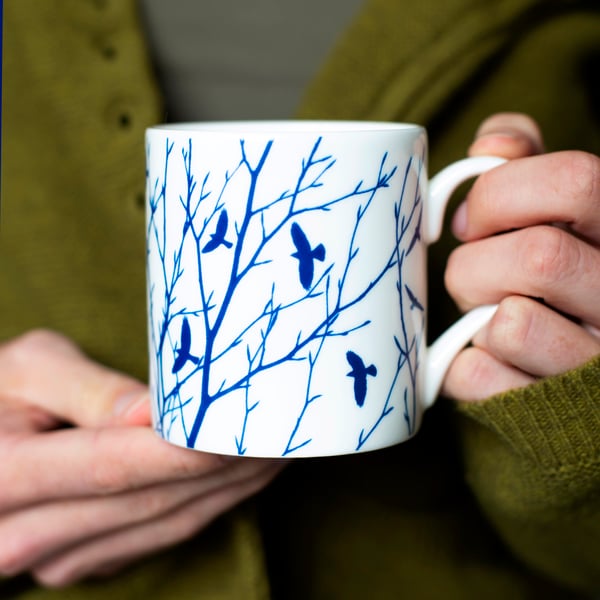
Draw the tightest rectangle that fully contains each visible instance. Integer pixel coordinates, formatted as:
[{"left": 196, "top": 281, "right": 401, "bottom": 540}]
[{"left": 146, "top": 130, "right": 427, "bottom": 457}]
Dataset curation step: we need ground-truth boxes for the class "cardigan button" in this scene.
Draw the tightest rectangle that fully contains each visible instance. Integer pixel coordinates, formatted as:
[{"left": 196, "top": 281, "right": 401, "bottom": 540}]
[
  {"left": 135, "top": 192, "right": 145, "bottom": 210},
  {"left": 91, "top": 35, "right": 118, "bottom": 61},
  {"left": 104, "top": 98, "right": 135, "bottom": 131},
  {"left": 99, "top": 42, "right": 118, "bottom": 61}
]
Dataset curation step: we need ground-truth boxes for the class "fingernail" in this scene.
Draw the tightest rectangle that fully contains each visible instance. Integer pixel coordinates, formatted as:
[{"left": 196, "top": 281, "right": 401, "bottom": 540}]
[
  {"left": 113, "top": 390, "right": 148, "bottom": 420},
  {"left": 451, "top": 201, "right": 468, "bottom": 239},
  {"left": 474, "top": 128, "right": 519, "bottom": 142}
]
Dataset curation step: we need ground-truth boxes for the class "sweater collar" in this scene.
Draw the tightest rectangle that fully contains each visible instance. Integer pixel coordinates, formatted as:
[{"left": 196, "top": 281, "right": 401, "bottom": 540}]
[{"left": 297, "top": 0, "right": 546, "bottom": 124}]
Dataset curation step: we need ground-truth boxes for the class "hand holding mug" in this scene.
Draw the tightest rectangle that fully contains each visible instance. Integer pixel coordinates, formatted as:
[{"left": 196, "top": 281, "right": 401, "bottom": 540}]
[
  {"left": 0, "top": 331, "right": 282, "bottom": 587},
  {"left": 146, "top": 120, "right": 504, "bottom": 457},
  {"left": 443, "top": 113, "right": 600, "bottom": 401}
]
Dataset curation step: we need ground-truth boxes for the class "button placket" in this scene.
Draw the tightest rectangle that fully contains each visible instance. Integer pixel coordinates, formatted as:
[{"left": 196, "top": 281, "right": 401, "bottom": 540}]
[{"left": 86, "top": 0, "right": 147, "bottom": 213}]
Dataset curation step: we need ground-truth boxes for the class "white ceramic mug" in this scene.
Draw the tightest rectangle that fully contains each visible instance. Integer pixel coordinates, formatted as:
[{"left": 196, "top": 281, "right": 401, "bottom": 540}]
[{"left": 145, "top": 121, "right": 503, "bottom": 458}]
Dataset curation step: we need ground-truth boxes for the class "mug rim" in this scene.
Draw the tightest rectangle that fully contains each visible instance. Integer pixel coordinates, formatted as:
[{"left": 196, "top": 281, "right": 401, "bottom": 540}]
[{"left": 146, "top": 120, "right": 424, "bottom": 135}]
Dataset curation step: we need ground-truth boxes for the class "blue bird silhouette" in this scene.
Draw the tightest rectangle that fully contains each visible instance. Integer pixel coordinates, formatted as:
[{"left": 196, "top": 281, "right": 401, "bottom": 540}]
[
  {"left": 406, "top": 208, "right": 422, "bottom": 255},
  {"left": 172, "top": 317, "right": 200, "bottom": 373},
  {"left": 202, "top": 210, "right": 233, "bottom": 253},
  {"left": 346, "top": 350, "right": 377, "bottom": 407},
  {"left": 404, "top": 285, "right": 424, "bottom": 311},
  {"left": 290, "top": 222, "right": 325, "bottom": 290}
]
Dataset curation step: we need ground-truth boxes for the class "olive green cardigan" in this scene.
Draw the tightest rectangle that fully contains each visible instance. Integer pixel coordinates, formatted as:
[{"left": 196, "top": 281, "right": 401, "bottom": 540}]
[{"left": 2, "top": 0, "right": 599, "bottom": 598}]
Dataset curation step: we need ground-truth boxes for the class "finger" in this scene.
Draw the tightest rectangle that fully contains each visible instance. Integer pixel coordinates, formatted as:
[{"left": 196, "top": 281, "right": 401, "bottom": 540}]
[
  {"left": 452, "top": 151, "right": 600, "bottom": 243},
  {"left": 468, "top": 112, "right": 545, "bottom": 159},
  {"left": 442, "top": 346, "right": 535, "bottom": 402},
  {"left": 32, "top": 465, "right": 281, "bottom": 588},
  {"left": 472, "top": 296, "right": 600, "bottom": 378},
  {"left": 0, "top": 459, "right": 279, "bottom": 576},
  {"left": 0, "top": 330, "right": 148, "bottom": 427},
  {"left": 445, "top": 225, "right": 600, "bottom": 328},
  {"left": 0, "top": 398, "right": 61, "bottom": 434},
  {"left": 0, "top": 426, "right": 232, "bottom": 511},
  {"left": 0, "top": 479, "right": 204, "bottom": 576}
]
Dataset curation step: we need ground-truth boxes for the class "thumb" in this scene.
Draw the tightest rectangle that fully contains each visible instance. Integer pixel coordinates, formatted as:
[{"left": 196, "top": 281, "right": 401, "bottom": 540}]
[
  {"left": 110, "top": 390, "right": 152, "bottom": 426},
  {"left": 468, "top": 112, "right": 545, "bottom": 159},
  {"left": 0, "top": 330, "right": 151, "bottom": 427}
]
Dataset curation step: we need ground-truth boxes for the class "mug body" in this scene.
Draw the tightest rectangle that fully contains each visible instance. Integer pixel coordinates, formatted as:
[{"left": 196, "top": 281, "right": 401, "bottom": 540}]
[{"left": 146, "top": 121, "right": 428, "bottom": 457}]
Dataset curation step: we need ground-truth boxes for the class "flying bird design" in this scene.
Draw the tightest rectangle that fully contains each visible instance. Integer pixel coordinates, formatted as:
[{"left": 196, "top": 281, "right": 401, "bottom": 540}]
[
  {"left": 406, "top": 208, "right": 422, "bottom": 255},
  {"left": 202, "top": 209, "right": 233, "bottom": 253},
  {"left": 405, "top": 285, "right": 424, "bottom": 311},
  {"left": 290, "top": 222, "right": 325, "bottom": 290},
  {"left": 346, "top": 350, "right": 377, "bottom": 407},
  {"left": 172, "top": 317, "right": 200, "bottom": 373}
]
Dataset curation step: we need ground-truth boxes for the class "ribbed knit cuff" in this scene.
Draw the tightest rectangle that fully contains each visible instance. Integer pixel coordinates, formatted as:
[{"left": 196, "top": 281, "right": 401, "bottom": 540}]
[{"left": 456, "top": 355, "right": 600, "bottom": 474}]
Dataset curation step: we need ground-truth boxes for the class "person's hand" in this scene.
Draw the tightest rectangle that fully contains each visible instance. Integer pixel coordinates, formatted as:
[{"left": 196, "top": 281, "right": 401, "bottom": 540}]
[
  {"left": 443, "top": 113, "right": 600, "bottom": 401},
  {"left": 0, "top": 330, "right": 284, "bottom": 587}
]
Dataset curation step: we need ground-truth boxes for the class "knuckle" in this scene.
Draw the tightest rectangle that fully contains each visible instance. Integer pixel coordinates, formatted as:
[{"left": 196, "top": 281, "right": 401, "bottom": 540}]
[
  {"left": 487, "top": 297, "right": 535, "bottom": 358},
  {"left": 447, "top": 347, "right": 496, "bottom": 397},
  {"left": 10, "top": 329, "right": 67, "bottom": 351},
  {"left": 559, "top": 151, "right": 600, "bottom": 207},
  {"left": 519, "top": 226, "right": 576, "bottom": 288},
  {"left": 0, "top": 329, "right": 76, "bottom": 363}
]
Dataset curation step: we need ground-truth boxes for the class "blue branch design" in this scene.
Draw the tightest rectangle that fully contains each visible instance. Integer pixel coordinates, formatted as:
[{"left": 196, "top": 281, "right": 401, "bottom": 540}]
[
  {"left": 356, "top": 154, "right": 425, "bottom": 450},
  {"left": 149, "top": 135, "right": 425, "bottom": 455}
]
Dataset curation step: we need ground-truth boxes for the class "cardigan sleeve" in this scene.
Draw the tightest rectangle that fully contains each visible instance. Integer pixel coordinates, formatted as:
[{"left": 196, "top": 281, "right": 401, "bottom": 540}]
[{"left": 455, "top": 356, "right": 600, "bottom": 594}]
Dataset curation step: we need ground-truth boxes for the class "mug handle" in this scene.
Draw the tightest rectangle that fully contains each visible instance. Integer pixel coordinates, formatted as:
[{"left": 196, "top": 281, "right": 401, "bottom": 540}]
[{"left": 422, "top": 156, "right": 507, "bottom": 408}]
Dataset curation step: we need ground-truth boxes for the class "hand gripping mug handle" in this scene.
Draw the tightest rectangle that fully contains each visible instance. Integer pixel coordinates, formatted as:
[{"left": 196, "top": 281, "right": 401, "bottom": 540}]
[{"left": 422, "top": 156, "right": 507, "bottom": 408}]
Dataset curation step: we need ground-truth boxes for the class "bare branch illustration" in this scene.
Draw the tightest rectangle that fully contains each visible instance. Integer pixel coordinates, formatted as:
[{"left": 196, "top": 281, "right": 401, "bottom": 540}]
[{"left": 148, "top": 135, "right": 425, "bottom": 455}]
